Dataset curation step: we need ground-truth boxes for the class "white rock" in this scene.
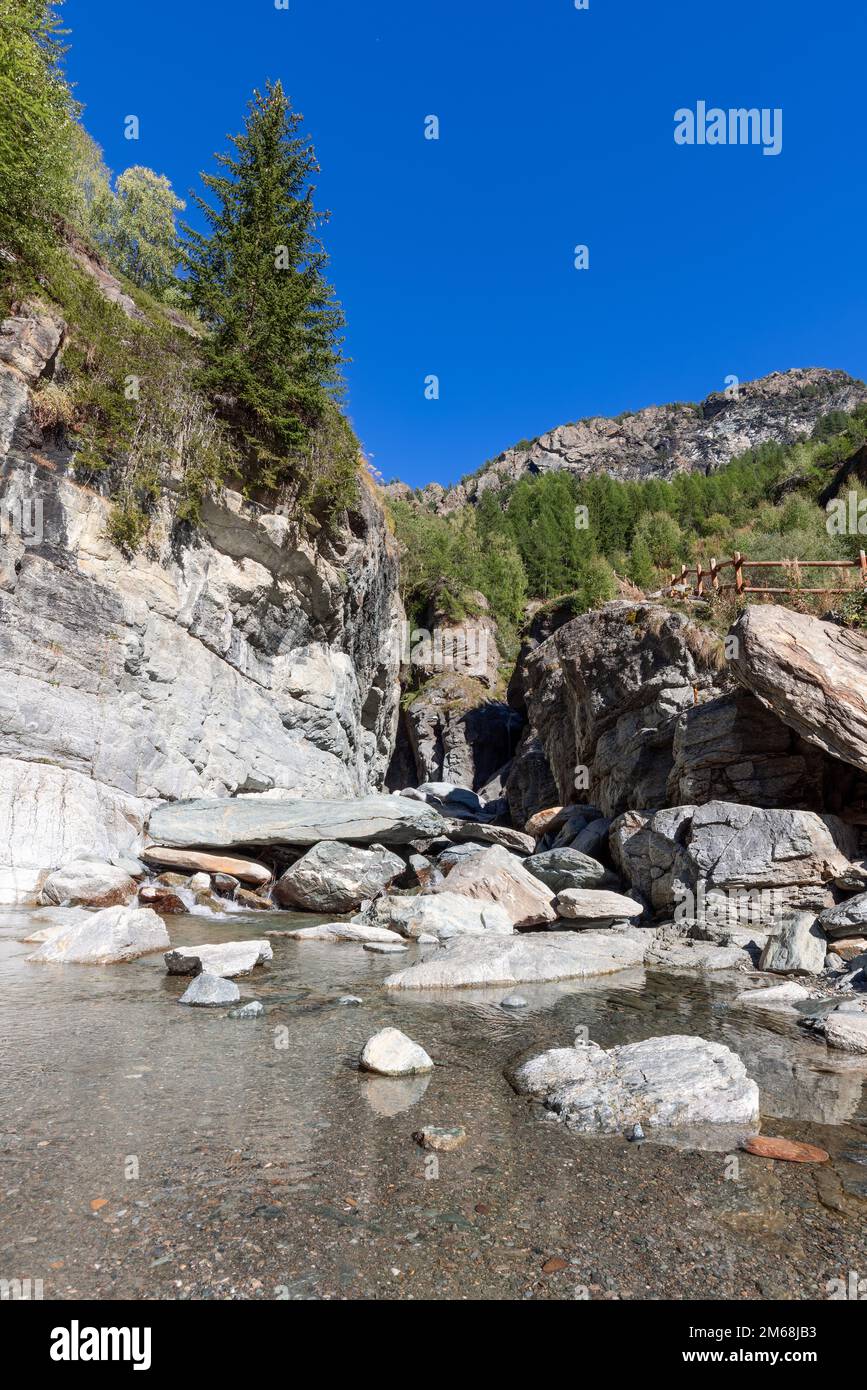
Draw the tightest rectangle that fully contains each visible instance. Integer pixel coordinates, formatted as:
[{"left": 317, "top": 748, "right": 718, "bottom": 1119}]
[
  {"left": 273, "top": 840, "right": 405, "bottom": 912},
  {"left": 178, "top": 972, "right": 240, "bottom": 1007},
  {"left": 363, "top": 941, "right": 408, "bottom": 954},
  {"left": 822, "top": 1011, "right": 867, "bottom": 1055},
  {"left": 27, "top": 906, "right": 170, "bottom": 965},
  {"left": 384, "top": 930, "right": 645, "bottom": 990},
  {"left": 432, "top": 844, "right": 556, "bottom": 927},
  {"left": 735, "top": 981, "right": 816, "bottom": 1013},
  {"left": 397, "top": 891, "right": 513, "bottom": 941},
  {"left": 280, "top": 922, "right": 405, "bottom": 944},
  {"left": 359, "top": 1028, "right": 434, "bottom": 1075},
  {"left": 758, "top": 912, "right": 827, "bottom": 975},
  {"left": 554, "top": 887, "right": 643, "bottom": 927},
  {"left": 163, "top": 940, "right": 272, "bottom": 977},
  {"left": 507, "top": 1034, "right": 760, "bottom": 1134},
  {"left": 188, "top": 873, "right": 211, "bottom": 893}
]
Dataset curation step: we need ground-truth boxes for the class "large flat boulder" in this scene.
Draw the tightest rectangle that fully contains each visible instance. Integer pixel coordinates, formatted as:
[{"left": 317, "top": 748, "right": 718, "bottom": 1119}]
[
  {"left": 164, "top": 940, "right": 272, "bottom": 977},
  {"left": 523, "top": 847, "right": 608, "bottom": 892},
  {"left": 273, "top": 841, "right": 405, "bottom": 912},
  {"left": 441, "top": 820, "right": 535, "bottom": 855},
  {"left": 554, "top": 886, "right": 643, "bottom": 927},
  {"left": 384, "top": 930, "right": 645, "bottom": 990},
  {"left": 148, "top": 795, "right": 445, "bottom": 850},
  {"left": 819, "top": 892, "right": 867, "bottom": 940},
  {"left": 729, "top": 605, "right": 867, "bottom": 774},
  {"left": 433, "top": 843, "right": 556, "bottom": 927},
  {"left": 27, "top": 905, "right": 170, "bottom": 965},
  {"left": 507, "top": 1034, "right": 759, "bottom": 1135},
  {"left": 277, "top": 922, "right": 405, "bottom": 944},
  {"left": 141, "top": 847, "right": 272, "bottom": 886}
]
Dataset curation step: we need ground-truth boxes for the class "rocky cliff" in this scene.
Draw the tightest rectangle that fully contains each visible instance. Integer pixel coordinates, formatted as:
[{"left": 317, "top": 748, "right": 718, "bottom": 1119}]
[
  {"left": 392, "top": 368, "right": 867, "bottom": 513},
  {"left": 0, "top": 302, "right": 403, "bottom": 903}
]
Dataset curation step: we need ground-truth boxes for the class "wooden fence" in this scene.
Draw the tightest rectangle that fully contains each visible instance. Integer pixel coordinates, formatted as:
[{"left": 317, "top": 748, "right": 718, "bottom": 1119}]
[{"left": 668, "top": 550, "right": 867, "bottom": 598}]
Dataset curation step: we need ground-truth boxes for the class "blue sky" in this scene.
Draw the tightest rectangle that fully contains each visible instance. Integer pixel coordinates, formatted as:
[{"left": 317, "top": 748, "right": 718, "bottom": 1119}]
[{"left": 63, "top": 0, "right": 867, "bottom": 488}]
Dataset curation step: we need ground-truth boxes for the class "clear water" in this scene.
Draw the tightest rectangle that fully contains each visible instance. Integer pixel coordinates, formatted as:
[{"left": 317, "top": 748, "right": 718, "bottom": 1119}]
[{"left": 1, "top": 907, "right": 865, "bottom": 1300}]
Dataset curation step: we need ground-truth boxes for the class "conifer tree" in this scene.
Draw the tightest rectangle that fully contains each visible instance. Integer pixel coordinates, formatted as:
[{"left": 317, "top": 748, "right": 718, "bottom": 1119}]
[{"left": 183, "top": 81, "right": 346, "bottom": 494}]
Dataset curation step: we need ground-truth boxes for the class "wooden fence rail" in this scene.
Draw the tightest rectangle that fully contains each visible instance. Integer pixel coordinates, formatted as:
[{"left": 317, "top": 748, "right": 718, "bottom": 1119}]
[{"left": 668, "top": 550, "right": 867, "bottom": 598}]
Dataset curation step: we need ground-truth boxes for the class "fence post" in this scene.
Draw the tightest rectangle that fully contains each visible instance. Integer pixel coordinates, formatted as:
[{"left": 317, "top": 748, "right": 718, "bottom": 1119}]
[
  {"left": 710, "top": 557, "right": 719, "bottom": 593},
  {"left": 860, "top": 551, "right": 867, "bottom": 587},
  {"left": 696, "top": 561, "right": 704, "bottom": 597},
  {"left": 734, "top": 552, "right": 744, "bottom": 595}
]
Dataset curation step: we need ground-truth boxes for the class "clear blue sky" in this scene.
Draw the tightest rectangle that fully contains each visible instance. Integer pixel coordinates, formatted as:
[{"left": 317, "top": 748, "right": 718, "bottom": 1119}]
[{"left": 63, "top": 0, "right": 867, "bottom": 489}]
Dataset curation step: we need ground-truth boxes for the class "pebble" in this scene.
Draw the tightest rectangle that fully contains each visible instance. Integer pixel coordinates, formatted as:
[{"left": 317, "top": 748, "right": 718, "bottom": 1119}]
[
  {"left": 413, "top": 1126, "right": 467, "bottom": 1152},
  {"left": 501, "top": 995, "right": 529, "bottom": 1009},
  {"left": 228, "top": 1000, "right": 263, "bottom": 1019}
]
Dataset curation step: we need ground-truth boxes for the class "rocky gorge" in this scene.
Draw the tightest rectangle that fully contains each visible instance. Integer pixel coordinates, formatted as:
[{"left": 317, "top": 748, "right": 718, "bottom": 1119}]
[{"left": 2, "top": 297, "right": 867, "bottom": 1299}]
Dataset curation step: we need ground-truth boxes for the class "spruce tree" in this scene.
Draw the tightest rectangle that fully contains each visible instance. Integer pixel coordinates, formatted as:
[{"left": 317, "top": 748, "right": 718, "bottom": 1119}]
[{"left": 183, "top": 81, "right": 346, "bottom": 496}]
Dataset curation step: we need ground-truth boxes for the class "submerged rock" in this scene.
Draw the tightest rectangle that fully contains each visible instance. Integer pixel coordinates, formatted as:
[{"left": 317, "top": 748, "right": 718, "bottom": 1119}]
[
  {"left": 384, "top": 930, "right": 645, "bottom": 990},
  {"left": 178, "top": 972, "right": 240, "bottom": 1007},
  {"left": 27, "top": 905, "right": 170, "bottom": 965},
  {"left": 507, "top": 1034, "right": 759, "bottom": 1135},
  {"left": 735, "top": 981, "right": 817, "bottom": 1013},
  {"left": 164, "top": 940, "right": 272, "bottom": 978},
  {"left": 359, "top": 1028, "right": 434, "bottom": 1076},
  {"left": 228, "top": 999, "right": 264, "bottom": 1019},
  {"left": 273, "top": 840, "right": 405, "bottom": 912}
]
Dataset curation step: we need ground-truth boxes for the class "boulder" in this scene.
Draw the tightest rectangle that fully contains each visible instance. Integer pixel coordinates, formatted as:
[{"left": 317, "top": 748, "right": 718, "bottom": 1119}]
[
  {"left": 27, "top": 905, "right": 170, "bottom": 965},
  {"left": 139, "top": 884, "right": 187, "bottom": 914},
  {"left": 645, "top": 939, "right": 749, "bottom": 972},
  {"left": 359, "top": 1028, "right": 434, "bottom": 1076},
  {"left": 554, "top": 887, "right": 643, "bottom": 927},
  {"left": 525, "top": 806, "right": 564, "bottom": 839},
  {"left": 611, "top": 801, "right": 857, "bottom": 923},
  {"left": 523, "top": 847, "right": 608, "bottom": 893},
  {"left": 228, "top": 1000, "right": 264, "bottom": 1019},
  {"left": 276, "top": 922, "right": 405, "bottom": 945},
  {"left": 148, "top": 795, "right": 446, "bottom": 849},
  {"left": 835, "top": 860, "right": 867, "bottom": 892},
  {"left": 735, "top": 981, "right": 816, "bottom": 1013},
  {"left": 163, "top": 940, "right": 272, "bottom": 977},
  {"left": 273, "top": 841, "right": 405, "bottom": 912},
  {"left": 819, "top": 892, "right": 867, "bottom": 940},
  {"left": 384, "top": 930, "right": 645, "bottom": 990},
  {"left": 178, "top": 972, "right": 240, "bottom": 1007},
  {"left": 385, "top": 891, "right": 513, "bottom": 942},
  {"left": 758, "top": 913, "right": 827, "bottom": 975},
  {"left": 440, "top": 820, "right": 535, "bottom": 855},
  {"left": 729, "top": 604, "right": 867, "bottom": 775},
  {"left": 39, "top": 859, "right": 138, "bottom": 909},
  {"left": 822, "top": 1011, "right": 867, "bottom": 1056},
  {"left": 141, "top": 847, "right": 272, "bottom": 885},
  {"left": 431, "top": 843, "right": 556, "bottom": 927},
  {"left": 507, "top": 1034, "right": 759, "bottom": 1135}
]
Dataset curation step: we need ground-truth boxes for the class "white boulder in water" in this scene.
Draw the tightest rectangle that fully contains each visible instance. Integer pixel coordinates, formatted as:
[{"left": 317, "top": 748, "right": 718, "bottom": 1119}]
[{"left": 26, "top": 905, "right": 170, "bottom": 965}]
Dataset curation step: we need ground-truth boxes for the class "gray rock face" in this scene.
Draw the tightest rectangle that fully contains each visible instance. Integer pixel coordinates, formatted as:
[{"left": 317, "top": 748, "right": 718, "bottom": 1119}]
[
  {"left": 0, "top": 306, "right": 404, "bottom": 903},
  {"left": 523, "top": 848, "right": 608, "bottom": 893},
  {"left": 612, "top": 801, "right": 857, "bottom": 921},
  {"left": 521, "top": 603, "right": 728, "bottom": 817},
  {"left": 384, "top": 930, "right": 645, "bottom": 990},
  {"left": 505, "top": 732, "right": 560, "bottom": 831},
  {"left": 39, "top": 859, "right": 138, "bottom": 909},
  {"left": 507, "top": 1034, "right": 760, "bottom": 1135},
  {"left": 819, "top": 892, "right": 867, "bottom": 940},
  {"left": 433, "top": 843, "right": 556, "bottom": 927},
  {"left": 411, "top": 369, "right": 867, "bottom": 512},
  {"left": 148, "top": 795, "right": 445, "bottom": 851},
  {"left": 27, "top": 905, "right": 170, "bottom": 965},
  {"left": 164, "top": 940, "right": 272, "bottom": 977},
  {"left": 359, "top": 1028, "right": 434, "bottom": 1075},
  {"left": 758, "top": 913, "right": 827, "bottom": 975},
  {"left": 554, "top": 887, "right": 643, "bottom": 927},
  {"left": 403, "top": 673, "right": 523, "bottom": 791},
  {"left": 178, "top": 972, "right": 240, "bottom": 1007},
  {"left": 730, "top": 604, "right": 867, "bottom": 776},
  {"left": 273, "top": 841, "right": 405, "bottom": 912}
]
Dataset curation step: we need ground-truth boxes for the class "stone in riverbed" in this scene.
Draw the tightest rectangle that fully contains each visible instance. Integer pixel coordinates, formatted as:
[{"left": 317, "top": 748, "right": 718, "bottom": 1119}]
[
  {"left": 501, "top": 994, "right": 529, "bottom": 1009},
  {"left": 414, "top": 1126, "right": 467, "bottom": 1152},
  {"left": 363, "top": 941, "right": 408, "bottom": 954},
  {"left": 273, "top": 840, "right": 405, "bottom": 913},
  {"left": 819, "top": 892, "right": 867, "bottom": 940},
  {"left": 433, "top": 843, "right": 556, "bottom": 928},
  {"left": 385, "top": 891, "right": 514, "bottom": 942},
  {"left": 645, "top": 939, "right": 749, "bottom": 971},
  {"left": 758, "top": 912, "right": 827, "bottom": 975},
  {"left": 384, "top": 930, "right": 645, "bottom": 990},
  {"left": 228, "top": 1000, "right": 264, "bottom": 1019},
  {"left": 27, "top": 905, "right": 170, "bottom": 965},
  {"left": 735, "top": 981, "right": 816, "bottom": 1013},
  {"left": 822, "top": 1011, "right": 867, "bottom": 1055},
  {"left": 523, "top": 847, "right": 608, "bottom": 893},
  {"left": 276, "top": 922, "right": 405, "bottom": 945},
  {"left": 359, "top": 1028, "right": 433, "bottom": 1075},
  {"left": 164, "top": 940, "right": 272, "bottom": 978},
  {"left": 178, "top": 972, "right": 240, "bottom": 1007},
  {"left": 139, "top": 884, "right": 187, "bottom": 915},
  {"left": 147, "top": 794, "right": 446, "bottom": 850},
  {"left": 554, "top": 886, "right": 643, "bottom": 928},
  {"left": 39, "top": 859, "right": 138, "bottom": 909},
  {"left": 142, "top": 847, "right": 272, "bottom": 886},
  {"left": 507, "top": 1034, "right": 759, "bottom": 1135}
]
